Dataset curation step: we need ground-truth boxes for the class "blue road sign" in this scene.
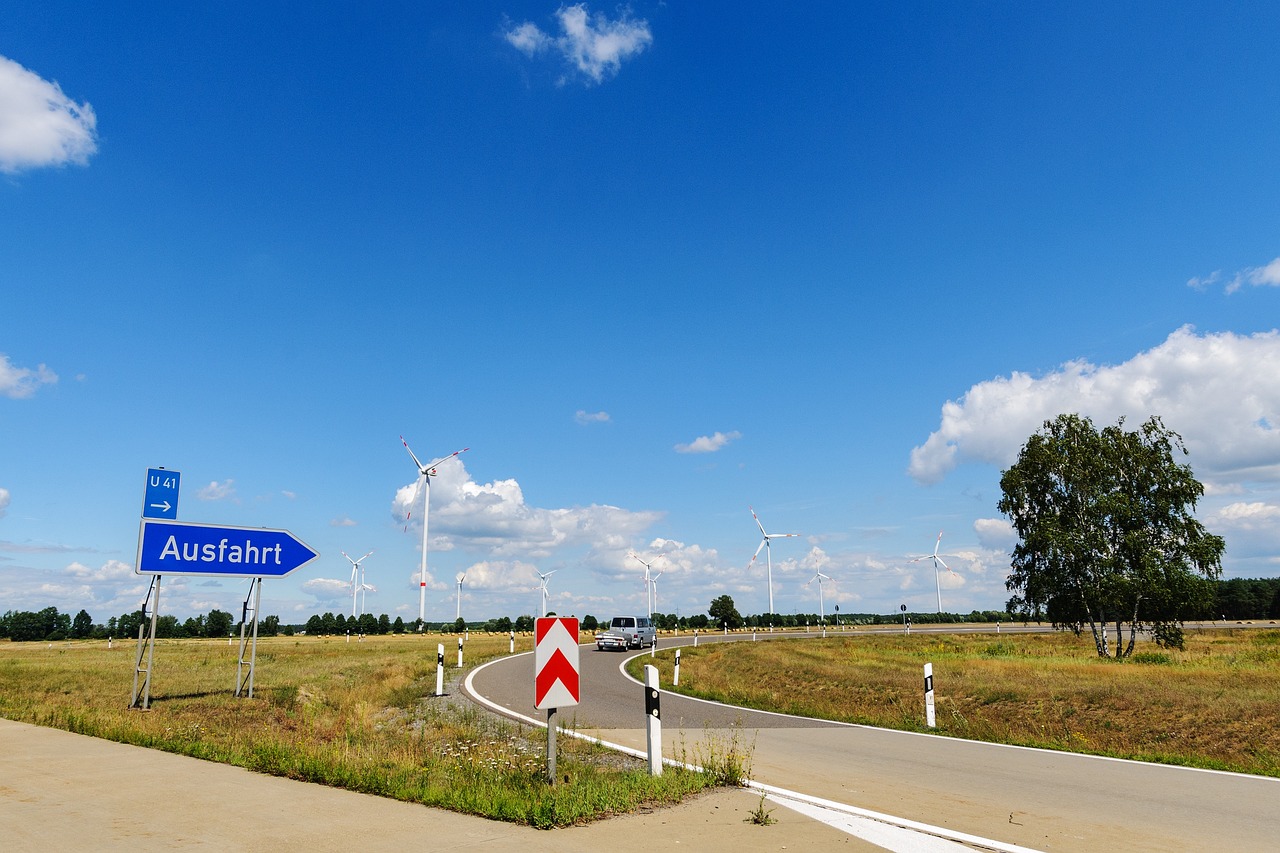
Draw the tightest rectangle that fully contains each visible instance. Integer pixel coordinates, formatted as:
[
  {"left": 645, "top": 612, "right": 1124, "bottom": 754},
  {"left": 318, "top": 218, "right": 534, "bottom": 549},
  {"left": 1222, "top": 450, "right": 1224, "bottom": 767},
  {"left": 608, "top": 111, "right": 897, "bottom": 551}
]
[
  {"left": 143, "top": 468, "right": 181, "bottom": 519},
  {"left": 136, "top": 519, "right": 318, "bottom": 578}
]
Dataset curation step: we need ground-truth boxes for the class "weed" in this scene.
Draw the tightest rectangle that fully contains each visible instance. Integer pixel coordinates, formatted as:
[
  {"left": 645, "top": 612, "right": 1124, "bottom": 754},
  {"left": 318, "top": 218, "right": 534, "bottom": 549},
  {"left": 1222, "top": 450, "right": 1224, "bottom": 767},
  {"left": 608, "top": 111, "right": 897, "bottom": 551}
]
[{"left": 746, "top": 791, "right": 776, "bottom": 825}]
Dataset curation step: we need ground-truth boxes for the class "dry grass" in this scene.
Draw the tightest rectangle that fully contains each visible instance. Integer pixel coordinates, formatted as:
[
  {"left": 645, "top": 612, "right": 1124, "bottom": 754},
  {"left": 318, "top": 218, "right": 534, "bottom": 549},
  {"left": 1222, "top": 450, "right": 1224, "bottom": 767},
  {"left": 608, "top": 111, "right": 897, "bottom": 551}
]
[
  {"left": 0, "top": 631, "right": 713, "bottom": 826},
  {"left": 648, "top": 626, "right": 1280, "bottom": 777}
]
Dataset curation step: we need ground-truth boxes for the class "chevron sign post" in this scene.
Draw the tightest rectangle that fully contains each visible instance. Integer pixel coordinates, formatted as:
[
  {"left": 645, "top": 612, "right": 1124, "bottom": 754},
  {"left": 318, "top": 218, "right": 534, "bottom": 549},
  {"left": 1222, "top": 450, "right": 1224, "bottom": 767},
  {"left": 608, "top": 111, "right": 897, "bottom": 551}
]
[
  {"left": 534, "top": 617, "right": 580, "bottom": 709},
  {"left": 534, "top": 616, "right": 579, "bottom": 785}
]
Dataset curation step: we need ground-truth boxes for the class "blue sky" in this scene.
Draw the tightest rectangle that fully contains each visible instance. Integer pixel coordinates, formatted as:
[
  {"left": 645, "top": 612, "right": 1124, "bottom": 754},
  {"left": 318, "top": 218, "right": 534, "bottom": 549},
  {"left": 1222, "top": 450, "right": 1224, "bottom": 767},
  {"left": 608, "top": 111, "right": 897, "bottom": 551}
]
[{"left": 3, "top": 3, "right": 1279, "bottom": 625}]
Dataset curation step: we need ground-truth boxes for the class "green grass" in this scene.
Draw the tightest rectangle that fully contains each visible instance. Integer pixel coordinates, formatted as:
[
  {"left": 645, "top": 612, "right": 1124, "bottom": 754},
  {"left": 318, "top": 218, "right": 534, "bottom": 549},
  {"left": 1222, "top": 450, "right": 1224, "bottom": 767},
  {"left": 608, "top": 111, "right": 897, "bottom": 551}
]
[
  {"left": 0, "top": 632, "right": 718, "bottom": 827},
  {"left": 635, "top": 626, "right": 1280, "bottom": 777}
]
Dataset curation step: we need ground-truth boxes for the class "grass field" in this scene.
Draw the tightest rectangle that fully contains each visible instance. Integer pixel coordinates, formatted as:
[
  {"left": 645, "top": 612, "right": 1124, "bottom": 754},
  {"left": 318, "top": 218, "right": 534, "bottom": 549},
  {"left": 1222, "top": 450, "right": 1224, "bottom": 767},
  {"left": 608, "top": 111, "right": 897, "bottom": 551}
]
[
  {"left": 0, "top": 631, "right": 717, "bottom": 827},
  {"left": 639, "top": 625, "right": 1280, "bottom": 777}
]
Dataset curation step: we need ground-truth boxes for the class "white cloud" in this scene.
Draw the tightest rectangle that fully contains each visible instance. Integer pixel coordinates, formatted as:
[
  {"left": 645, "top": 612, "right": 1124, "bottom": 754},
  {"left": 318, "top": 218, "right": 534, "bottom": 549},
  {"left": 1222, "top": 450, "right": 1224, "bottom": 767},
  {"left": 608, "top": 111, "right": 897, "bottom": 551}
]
[
  {"left": 675, "top": 430, "right": 742, "bottom": 454},
  {"left": 575, "top": 409, "right": 610, "bottom": 424},
  {"left": 330, "top": 516, "right": 357, "bottom": 527},
  {"left": 973, "top": 517, "right": 1015, "bottom": 551},
  {"left": 1189, "top": 257, "right": 1280, "bottom": 294},
  {"left": 0, "top": 487, "right": 8, "bottom": 519},
  {"left": 197, "top": 479, "right": 236, "bottom": 501},
  {"left": 504, "top": 4, "right": 653, "bottom": 86},
  {"left": 301, "top": 577, "right": 351, "bottom": 600},
  {"left": 0, "top": 353, "right": 57, "bottom": 398},
  {"left": 392, "top": 457, "right": 663, "bottom": 560},
  {"left": 909, "top": 326, "right": 1280, "bottom": 486},
  {"left": 0, "top": 55, "right": 98, "bottom": 173},
  {"left": 1207, "top": 501, "right": 1280, "bottom": 532}
]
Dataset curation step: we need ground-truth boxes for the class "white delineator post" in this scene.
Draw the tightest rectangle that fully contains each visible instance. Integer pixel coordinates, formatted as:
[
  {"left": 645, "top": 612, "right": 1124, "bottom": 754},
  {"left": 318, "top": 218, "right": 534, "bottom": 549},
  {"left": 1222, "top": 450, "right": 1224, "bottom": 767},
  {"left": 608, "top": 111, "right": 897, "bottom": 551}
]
[
  {"left": 435, "top": 644, "right": 445, "bottom": 696},
  {"left": 924, "top": 662, "right": 936, "bottom": 728},
  {"left": 509, "top": 630, "right": 515, "bottom": 654},
  {"left": 673, "top": 648, "right": 681, "bottom": 686},
  {"left": 644, "top": 664, "right": 662, "bottom": 776},
  {"left": 457, "top": 636, "right": 463, "bottom": 668}
]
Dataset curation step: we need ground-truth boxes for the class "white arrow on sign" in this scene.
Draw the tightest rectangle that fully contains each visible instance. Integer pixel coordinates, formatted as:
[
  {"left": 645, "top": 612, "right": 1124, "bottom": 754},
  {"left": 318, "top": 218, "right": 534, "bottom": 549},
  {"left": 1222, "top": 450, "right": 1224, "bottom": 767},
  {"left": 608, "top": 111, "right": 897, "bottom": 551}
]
[{"left": 149, "top": 501, "right": 172, "bottom": 512}]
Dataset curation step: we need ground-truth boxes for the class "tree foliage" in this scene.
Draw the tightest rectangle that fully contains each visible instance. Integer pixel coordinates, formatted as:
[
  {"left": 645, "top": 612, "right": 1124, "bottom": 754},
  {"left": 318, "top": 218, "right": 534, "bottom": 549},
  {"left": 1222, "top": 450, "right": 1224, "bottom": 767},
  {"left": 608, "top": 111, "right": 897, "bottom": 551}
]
[
  {"left": 998, "top": 414, "right": 1223, "bottom": 657},
  {"left": 708, "top": 595, "right": 742, "bottom": 630}
]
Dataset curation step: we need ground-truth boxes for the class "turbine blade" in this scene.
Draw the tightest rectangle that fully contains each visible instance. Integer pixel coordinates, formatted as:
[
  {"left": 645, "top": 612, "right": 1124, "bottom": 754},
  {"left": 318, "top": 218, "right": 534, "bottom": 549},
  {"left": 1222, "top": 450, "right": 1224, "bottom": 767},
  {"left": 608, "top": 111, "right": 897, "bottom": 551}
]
[
  {"left": 934, "top": 531, "right": 944, "bottom": 557},
  {"left": 401, "top": 435, "right": 427, "bottom": 472},
  {"left": 748, "top": 539, "right": 766, "bottom": 567},
  {"left": 750, "top": 506, "right": 767, "bottom": 536},
  {"left": 427, "top": 447, "right": 471, "bottom": 474}
]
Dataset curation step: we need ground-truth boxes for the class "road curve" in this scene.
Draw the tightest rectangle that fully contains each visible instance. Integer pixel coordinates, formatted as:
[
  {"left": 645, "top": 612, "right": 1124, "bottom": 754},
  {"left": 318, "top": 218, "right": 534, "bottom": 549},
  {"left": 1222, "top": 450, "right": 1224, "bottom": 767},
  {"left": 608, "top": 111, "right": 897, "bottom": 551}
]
[{"left": 466, "top": 628, "right": 1280, "bottom": 852}]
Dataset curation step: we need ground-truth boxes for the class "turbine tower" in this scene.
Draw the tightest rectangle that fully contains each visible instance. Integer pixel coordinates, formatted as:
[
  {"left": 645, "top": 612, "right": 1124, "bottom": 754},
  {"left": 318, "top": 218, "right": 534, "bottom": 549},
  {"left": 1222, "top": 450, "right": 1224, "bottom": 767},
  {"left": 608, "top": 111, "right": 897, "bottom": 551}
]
[
  {"left": 807, "top": 569, "right": 832, "bottom": 624},
  {"left": 747, "top": 506, "right": 799, "bottom": 617},
  {"left": 629, "top": 552, "right": 664, "bottom": 618},
  {"left": 341, "top": 550, "right": 374, "bottom": 618},
  {"left": 455, "top": 572, "right": 466, "bottom": 622},
  {"left": 401, "top": 436, "right": 469, "bottom": 630},
  {"left": 910, "top": 531, "right": 959, "bottom": 614},
  {"left": 534, "top": 569, "right": 557, "bottom": 618}
]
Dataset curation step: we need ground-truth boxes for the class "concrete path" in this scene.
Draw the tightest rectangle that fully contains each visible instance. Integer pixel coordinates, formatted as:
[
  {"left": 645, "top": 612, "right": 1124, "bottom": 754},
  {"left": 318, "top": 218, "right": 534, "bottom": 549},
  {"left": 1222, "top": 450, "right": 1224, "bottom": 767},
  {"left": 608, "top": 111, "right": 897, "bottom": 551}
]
[{"left": 0, "top": 717, "right": 870, "bottom": 851}]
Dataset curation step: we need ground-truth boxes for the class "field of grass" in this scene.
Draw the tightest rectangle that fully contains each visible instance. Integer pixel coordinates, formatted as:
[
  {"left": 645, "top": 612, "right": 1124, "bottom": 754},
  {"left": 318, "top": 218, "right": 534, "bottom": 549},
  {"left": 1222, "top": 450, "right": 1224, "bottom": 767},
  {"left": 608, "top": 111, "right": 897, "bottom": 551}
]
[
  {"left": 0, "top": 631, "right": 716, "bottom": 827},
  {"left": 638, "top": 626, "right": 1280, "bottom": 777}
]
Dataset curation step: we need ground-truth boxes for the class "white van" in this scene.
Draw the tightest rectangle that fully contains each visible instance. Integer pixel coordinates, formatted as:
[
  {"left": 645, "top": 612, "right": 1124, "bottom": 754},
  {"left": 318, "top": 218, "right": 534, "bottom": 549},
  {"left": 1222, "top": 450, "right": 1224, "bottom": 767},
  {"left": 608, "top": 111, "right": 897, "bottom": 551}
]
[{"left": 595, "top": 615, "right": 656, "bottom": 650}]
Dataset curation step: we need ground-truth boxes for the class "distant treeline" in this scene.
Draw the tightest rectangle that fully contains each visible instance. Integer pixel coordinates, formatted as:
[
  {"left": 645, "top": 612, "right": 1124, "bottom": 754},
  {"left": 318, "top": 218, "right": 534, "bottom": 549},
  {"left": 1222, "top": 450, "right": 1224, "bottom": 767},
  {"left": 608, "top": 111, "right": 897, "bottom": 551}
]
[{"left": 5, "top": 578, "right": 1277, "bottom": 643}]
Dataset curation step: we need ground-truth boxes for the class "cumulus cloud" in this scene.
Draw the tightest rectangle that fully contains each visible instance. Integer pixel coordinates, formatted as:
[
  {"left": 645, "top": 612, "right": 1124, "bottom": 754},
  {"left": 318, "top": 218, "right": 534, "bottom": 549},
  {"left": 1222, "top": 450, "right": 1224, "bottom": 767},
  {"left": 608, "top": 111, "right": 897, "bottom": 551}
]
[
  {"left": 675, "top": 430, "right": 742, "bottom": 454},
  {"left": 973, "top": 517, "right": 1016, "bottom": 551},
  {"left": 197, "top": 479, "right": 236, "bottom": 501},
  {"left": 330, "top": 516, "right": 357, "bottom": 527},
  {"left": 301, "top": 577, "right": 352, "bottom": 600},
  {"left": 1207, "top": 501, "right": 1280, "bottom": 532},
  {"left": 1188, "top": 257, "right": 1280, "bottom": 294},
  {"left": 575, "top": 409, "right": 610, "bottom": 424},
  {"left": 392, "top": 457, "right": 663, "bottom": 560},
  {"left": 0, "top": 55, "right": 98, "bottom": 173},
  {"left": 909, "top": 326, "right": 1280, "bottom": 486},
  {"left": 0, "top": 353, "right": 57, "bottom": 398},
  {"left": 504, "top": 3, "right": 652, "bottom": 85}
]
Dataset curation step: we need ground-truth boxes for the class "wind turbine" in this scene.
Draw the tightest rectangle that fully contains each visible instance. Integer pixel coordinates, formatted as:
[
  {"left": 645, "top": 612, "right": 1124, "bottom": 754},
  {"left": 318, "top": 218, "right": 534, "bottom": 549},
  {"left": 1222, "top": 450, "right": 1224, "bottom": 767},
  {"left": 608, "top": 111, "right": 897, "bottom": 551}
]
[
  {"left": 401, "top": 436, "right": 469, "bottom": 630},
  {"left": 455, "top": 572, "right": 466, "bottom": 622},
  {"left": 807, "top": 569, "right": 833, "bottom": 624},
  {"left": 629, "top": 551, "right": 664, "bottom": 618},
  {"left": 747, "top": 506, "right": 799, "bottom": 617},
  {"left": 910, "top": 531, "right": 959, "bottom": 614},
  {"left": 534, "top": 569, "right": 557, "bottom": 618},
  {"left": 341, "top": 550, "right": 374, "bottom": 619}
]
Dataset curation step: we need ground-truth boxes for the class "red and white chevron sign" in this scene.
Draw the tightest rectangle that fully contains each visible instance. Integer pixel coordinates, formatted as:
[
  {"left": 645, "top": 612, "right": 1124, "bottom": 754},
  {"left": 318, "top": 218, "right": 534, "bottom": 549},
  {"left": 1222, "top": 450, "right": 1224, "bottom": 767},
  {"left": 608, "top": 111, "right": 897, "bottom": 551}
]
[{"left": 534, "top": 617, "right": 580, "bottom": 709}]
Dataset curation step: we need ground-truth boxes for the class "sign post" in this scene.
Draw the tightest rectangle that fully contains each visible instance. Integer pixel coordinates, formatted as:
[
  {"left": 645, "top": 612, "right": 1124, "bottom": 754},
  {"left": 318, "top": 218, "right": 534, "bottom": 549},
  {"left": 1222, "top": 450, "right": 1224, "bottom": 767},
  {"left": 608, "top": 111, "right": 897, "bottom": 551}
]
[
  {"left": 924, "top": 662, "right": 936, "bottom": 728},
  {"left": 535, "top": 617, "right": 580, "bottom": 784}
]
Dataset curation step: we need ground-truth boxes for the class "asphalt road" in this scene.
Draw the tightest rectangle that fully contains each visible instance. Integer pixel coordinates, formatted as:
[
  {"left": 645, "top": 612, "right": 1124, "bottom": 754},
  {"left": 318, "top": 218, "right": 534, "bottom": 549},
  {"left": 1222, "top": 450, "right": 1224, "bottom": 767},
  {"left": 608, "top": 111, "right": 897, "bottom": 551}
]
[{"left": 466, "top": 627, "right": 1280, "bottom": 852}]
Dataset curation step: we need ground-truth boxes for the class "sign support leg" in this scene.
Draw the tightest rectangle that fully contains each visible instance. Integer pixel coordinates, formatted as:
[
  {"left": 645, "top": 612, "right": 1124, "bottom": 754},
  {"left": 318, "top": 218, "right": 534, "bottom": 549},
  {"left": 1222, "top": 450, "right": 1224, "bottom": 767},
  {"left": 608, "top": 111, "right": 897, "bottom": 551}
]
[
  {"left": 130, "top": 575, "right": 161, "bottom": 709},
  {"left": 547, "top": 707, "right": 558, "bottom": 784},
  {"left": 235, "top": 577, "right": 262, "bottom": 698}
]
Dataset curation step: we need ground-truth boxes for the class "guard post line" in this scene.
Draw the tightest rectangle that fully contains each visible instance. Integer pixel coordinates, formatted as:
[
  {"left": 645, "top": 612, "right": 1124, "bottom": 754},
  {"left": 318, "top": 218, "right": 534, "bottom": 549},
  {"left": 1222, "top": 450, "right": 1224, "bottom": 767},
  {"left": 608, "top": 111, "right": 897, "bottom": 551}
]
[
  {"left": 436, "top": 644, "right": 445, "bottom": 696},
  {"left": 644, "top": 665, "right": 662, "bottom": 776},
  {"left": 924, "top": 662, "right": 936, "bottom": 728}
]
